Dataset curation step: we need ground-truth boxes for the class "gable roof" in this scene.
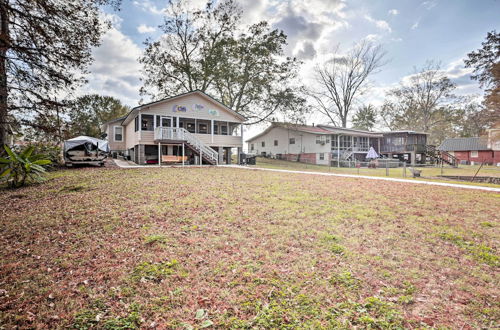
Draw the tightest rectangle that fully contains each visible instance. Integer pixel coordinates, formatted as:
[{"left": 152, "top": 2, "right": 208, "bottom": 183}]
[
  {"left": 438, "top": 137, "right": 490, "bottom": 151},
  {"left": 246, "top": 122, "right": 383, "bottom": 142},
  {"left": 245, "top": 122, "right": 332, "bottom": 142},
  {"left": 317, "top": 125, "right": 383, "bottom": 137},
  {"left": 121, "top": 90, "right": 246, "bottom": 125}
]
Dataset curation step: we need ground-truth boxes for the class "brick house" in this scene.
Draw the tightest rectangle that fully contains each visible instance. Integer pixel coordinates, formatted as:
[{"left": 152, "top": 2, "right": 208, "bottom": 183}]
[{"left": 438, "top": 136, "right": 500, "bottom": 165}]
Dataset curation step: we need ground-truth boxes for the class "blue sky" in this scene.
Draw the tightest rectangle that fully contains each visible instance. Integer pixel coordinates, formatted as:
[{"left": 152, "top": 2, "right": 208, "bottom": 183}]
[{"left": 84, "top": 0, "right": 499, "bottom": 132}]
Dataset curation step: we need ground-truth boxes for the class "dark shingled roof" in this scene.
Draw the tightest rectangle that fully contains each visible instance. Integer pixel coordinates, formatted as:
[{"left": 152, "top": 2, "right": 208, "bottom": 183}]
[{"left": 438, "top": 137, "right": 489, "bottom": 151}]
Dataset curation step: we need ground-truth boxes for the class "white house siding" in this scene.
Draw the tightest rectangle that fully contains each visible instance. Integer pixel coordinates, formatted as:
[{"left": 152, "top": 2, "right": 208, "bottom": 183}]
[
  {"left": 135, "top": 93, "right": 243, "bottom": 148},
  {"left": 107, "top": 124, "right": 126, "bottom": 151},
  {"left": 248, "top": 126, "right": 331, "bottom": 161},
  {"left": 125, "top": 120, "right": 139, "bottom": 150}
]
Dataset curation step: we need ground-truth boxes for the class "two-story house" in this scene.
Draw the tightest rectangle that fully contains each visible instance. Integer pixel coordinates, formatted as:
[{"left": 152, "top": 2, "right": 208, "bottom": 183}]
[{"left": 102, "top": 90, "right": 245, "bottom": 165}]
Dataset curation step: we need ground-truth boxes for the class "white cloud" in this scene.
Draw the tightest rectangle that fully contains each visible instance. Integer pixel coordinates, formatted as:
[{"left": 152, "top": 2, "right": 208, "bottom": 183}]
[
  {"left": 137, "top": 24, "right": 156, "bottom": 34},
  {"left": 422, "top": 1, "right": 437, "bottom": 10},
  {"left": 133, "top": 0, "right": 165, "bottom": 15},
  {"left": 411, "top": 19, "right": 420, "bottom": 30},
  {"left": 365, "top": 34, "right": 381, "bottom": 42},
  {"left": 81, "top": 26, "right": 143, "bottom": 106},
  {"left": 364, "top": 14, "right": 392, "bottom": 33},
  {"left": 388, "top": 9, "right": 399, "bottom": 16}
]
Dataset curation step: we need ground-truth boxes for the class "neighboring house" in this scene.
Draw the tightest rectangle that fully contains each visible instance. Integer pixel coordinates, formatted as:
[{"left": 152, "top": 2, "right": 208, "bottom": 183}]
[
  {"left": 247, "top": 123, "right": 439, "bottom": 166},
  {"left": 379, "top": 131, "right": 429, "bottom": 164},
  {"left": 101, "top": 90, "right": 245, "bottom": 165},
  {"left": 439, "top": 136, "right": 500, "bottom": 165}
]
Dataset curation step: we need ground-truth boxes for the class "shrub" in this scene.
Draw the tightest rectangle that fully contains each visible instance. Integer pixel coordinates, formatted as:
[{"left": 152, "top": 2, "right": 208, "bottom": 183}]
[
  {"left": 0, "top": 145, "right": 52, "bottom": 188},
  {"left": 24, "top": 142, "right": 62, "bottom": 169}
]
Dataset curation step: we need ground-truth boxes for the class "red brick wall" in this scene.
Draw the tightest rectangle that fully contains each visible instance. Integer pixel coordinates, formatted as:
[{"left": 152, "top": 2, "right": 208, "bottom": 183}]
[
  {"left": 453, "top": 150, "right": 498, "bottom": 164},
  {"left": 280, "top": 153, "right": 317, "bottom": 164}
]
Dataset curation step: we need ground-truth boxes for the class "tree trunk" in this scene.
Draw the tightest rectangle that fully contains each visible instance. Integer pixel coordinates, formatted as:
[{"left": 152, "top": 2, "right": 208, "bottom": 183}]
[
  {"left": 341, "top": 116, "right": 347, "bottom": 128},
  {"left": 0, "top": 0, "right": 9, "bottom": 147}
]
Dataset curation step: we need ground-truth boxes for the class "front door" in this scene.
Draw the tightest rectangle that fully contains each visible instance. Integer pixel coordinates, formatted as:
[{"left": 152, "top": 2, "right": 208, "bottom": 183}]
[{"left": 160, "top": 116, "right": 173, "bottom": 128}]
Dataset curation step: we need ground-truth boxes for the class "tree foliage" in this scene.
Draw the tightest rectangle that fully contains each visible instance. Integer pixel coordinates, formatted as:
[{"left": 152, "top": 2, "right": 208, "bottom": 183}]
[
  {"left": 380, "top": 62, "right": 458, "bottom": 144},
  {"left": 464, "top": 30, "right": 499, "bottom": 121},
  {"left": 352, "top": 104, "right": 377, "bottom": 131},
  {"left": 0, "top": 0, "right": 120, "bottom": 145},
  {"left": 310, "top": 41, "right": 386, "bottom": 127},
  {"left": 140, "top": 0, "right": 306, "bottom": 124},
  {"left": 67, "top": 95, "right": 130, "bottom": 138}
]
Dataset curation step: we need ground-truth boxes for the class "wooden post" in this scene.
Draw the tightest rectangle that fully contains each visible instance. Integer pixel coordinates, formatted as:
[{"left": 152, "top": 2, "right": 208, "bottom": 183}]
[
  {"left": 403, "top": 161, "right": 406, "bottom": 177},
  {"left": 158, "top": 142, "right": 161, "bottom": 167},
  {"left": 182, "top": 143, "right": 185, "bottom": 167},
  {"left": 386, "top": 160, "right": 389, "bottom": 176}
]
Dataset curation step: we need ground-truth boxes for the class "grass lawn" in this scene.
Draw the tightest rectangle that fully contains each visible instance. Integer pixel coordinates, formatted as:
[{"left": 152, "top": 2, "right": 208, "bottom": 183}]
[
  {"left": 0, "top": 167, "right": 498, "bottom": 328},
  {"left": 252, "top": 157, "right": 500, "bottom": 188}
]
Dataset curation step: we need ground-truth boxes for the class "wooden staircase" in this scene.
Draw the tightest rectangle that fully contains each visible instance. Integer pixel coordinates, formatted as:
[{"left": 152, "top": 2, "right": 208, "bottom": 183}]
[
  {"left": 425, "top": 145, "right": 458, "bottom": 167},
  {"left": 154, "top": 127, "right": 218, "bottom": 165}
]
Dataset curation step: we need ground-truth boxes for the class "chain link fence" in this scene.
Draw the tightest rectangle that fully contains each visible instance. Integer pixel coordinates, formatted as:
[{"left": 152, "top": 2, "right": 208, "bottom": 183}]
[{"left": 253, "top": 155, "right": 500, "bottom": 182}]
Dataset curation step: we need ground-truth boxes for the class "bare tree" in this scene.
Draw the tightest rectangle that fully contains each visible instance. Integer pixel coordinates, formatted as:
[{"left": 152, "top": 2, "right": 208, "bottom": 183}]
[{"left": 310, "top": 41, "right": 386, "bottom": 127}]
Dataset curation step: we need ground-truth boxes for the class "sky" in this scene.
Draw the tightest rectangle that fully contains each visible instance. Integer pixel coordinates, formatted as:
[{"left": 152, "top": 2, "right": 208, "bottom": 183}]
[{"left": 82, "top": 0, "right": 500, "bottom": 139}]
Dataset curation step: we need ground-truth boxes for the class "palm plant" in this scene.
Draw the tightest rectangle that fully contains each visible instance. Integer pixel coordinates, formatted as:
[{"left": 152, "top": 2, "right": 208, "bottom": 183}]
[{"left": 0, "top": 145, "right": 52, "bottom": 188}]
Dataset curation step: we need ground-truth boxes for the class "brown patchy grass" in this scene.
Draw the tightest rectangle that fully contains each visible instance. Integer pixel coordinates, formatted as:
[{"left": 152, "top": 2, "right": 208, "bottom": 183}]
[
  {"left": 0, "top": 167, "right": 498, "bottom": 328},
  {"left": 253, "top": 157, "right": 500, "bottom": 188}
]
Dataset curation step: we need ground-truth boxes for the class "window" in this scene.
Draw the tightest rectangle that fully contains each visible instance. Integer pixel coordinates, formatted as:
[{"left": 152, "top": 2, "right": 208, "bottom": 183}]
[
  {"left": 251, "top": 143, "right": 254, "bottom": 151},
  {"left": 198, "top": 123, "right": 208, "bottom": 134},
  {"left": 261, "top": 141, "right": 265, "bottom": 147},
  {"left": 340, "top": 135, "right": 352, "bottom": 149},
  {"left": 289, "top": 138, "right": 295, "bottom": 144},
  {"left": 134, "top": 116, "right": 139, "bottom": 132},
  {"left": 319, "top": 153, "right": 324, "bottom": 160},
  {"left": 316, "top": 135, "right": 326, "bottom": 144},
  {"left": 358, "top": 137, "right": 369, "bottom": 150},
  {"left": 331, "top": 134, "right": 338, "bottom": 147},
  {"left": 274, "top": 140, "right": 278, "bottom": 146},
  {"left": 141, "top": 114, "right": 154, "bottom": 131},
  {"left": 114, "top": 126, "right": 123, "bottom": 142},
  {"left": 214, "top": 124, "right": 218, "bottom": 134},
  {"left": 221, "top": 125, "right": 228, "bottom": 135},
  {"left": 186, "top": 122, "right": 196, "bottom": 133},
  {"left": 471, "top": 150, "right": 478, "bottom": 158}
]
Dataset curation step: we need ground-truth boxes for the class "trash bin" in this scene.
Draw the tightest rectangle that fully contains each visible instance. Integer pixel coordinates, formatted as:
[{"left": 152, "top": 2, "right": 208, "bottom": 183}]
[{"left": 246, "top": 155, "right": 256, "bottom": 165}]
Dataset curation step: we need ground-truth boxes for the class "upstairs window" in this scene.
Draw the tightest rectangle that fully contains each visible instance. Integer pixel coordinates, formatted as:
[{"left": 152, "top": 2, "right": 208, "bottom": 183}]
[
  {"left": 221, "top": 125, "right": 228, "bottom": 135},
  {"left": 141, "top": 114, "right": 154, "bottom": 131},
  {"left": 250, "top": 143, "right": 254, "bottom": 151},
  {"left": 214, "top": 124, "right": 219, "bottom": 134},
  {"left": 289, "top": 138, "right": 295, "bottom": 145},
  {"left": 316, "top": 135, "right": 326, "bottom": 144},
  {"left": 274, "top": 140, "right": 278, "bottom": 146},
  {"left": 134, "top": 116, "right": 139, "bottom": 132},
  {"left": 261, "top": 141, "right": 265, "bottom": 147},
  {"left": 114, "top": 126, "right": 123, "bottom": 142}
]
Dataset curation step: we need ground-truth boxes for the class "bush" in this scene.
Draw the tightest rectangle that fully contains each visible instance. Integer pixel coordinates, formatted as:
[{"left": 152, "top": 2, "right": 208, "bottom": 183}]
[
  {"left": 25, "top": 142, "right": 63, "bottom": 169},
  {"left": 0, "top": 145, "right": 52, "bottom": 188}
]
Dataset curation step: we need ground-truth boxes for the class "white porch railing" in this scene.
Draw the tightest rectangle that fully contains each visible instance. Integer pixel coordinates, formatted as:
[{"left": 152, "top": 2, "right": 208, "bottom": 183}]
[{"left": 154, "top": 127, "right": 218, "bottom": 164}]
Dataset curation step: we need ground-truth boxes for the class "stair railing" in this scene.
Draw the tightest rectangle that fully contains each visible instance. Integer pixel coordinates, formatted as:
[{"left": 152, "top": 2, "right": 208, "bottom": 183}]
[{"left": 155, "top": 127, "right": 219, "bottom": 164}]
